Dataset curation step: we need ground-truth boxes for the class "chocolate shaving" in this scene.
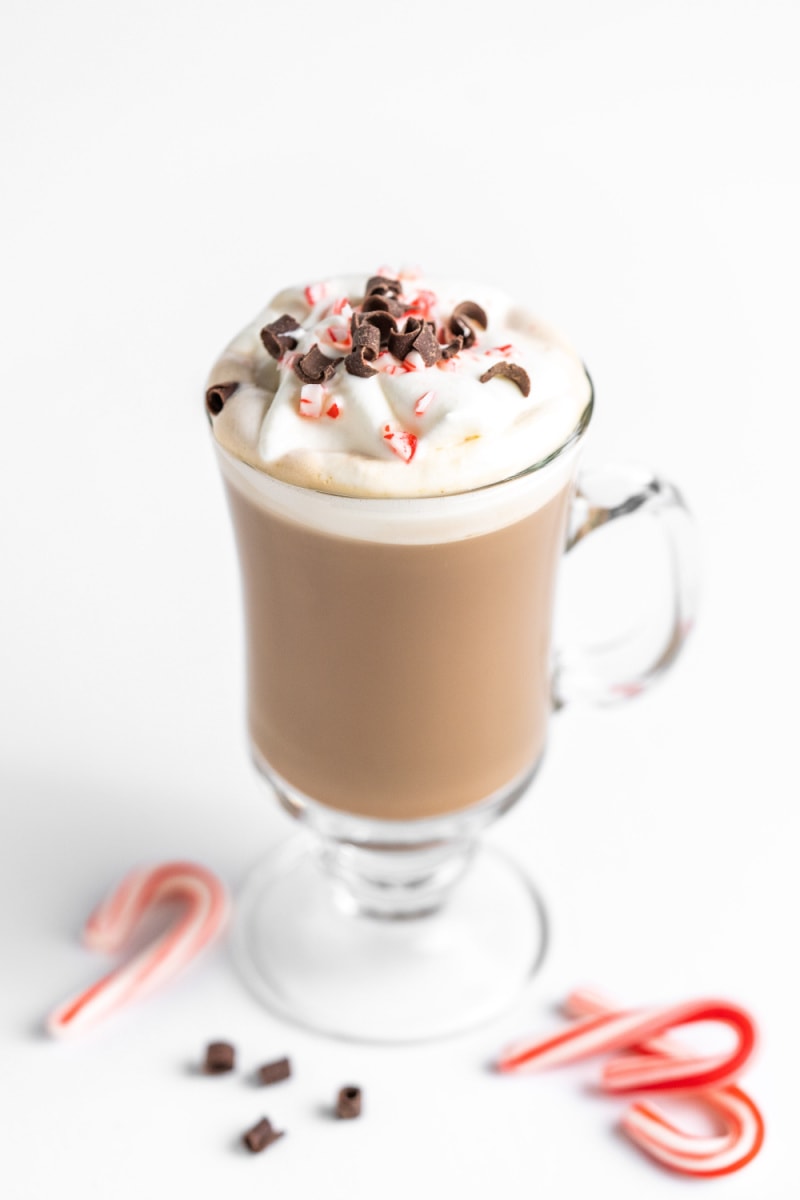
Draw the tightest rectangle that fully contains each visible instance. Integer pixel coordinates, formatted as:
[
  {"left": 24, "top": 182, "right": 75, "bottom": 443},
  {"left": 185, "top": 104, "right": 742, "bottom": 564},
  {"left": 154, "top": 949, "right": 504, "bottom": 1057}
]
[
  {"left": 352, "top": 320, "right": 380, "bottom": 358},
  {"left": 447, "top": 313, "right": 477, "bottom": 349},
  {"left": 388, "top": 317, "right": 423, "bottom": 360},
  {"left": 452, "top": 300, "right": 488, "bottom": 330},
  {"left": 203, "top": 1041, "right": 236, "bottom": 1074},
  {"left": 242, "top": 1117, "right": 285, "bottom": 1153},
  {"left": 336, "top": 1086, "right": 362, "bottom": 1120},
  {"left": 440, "top": 336, "right": 463, "bottom": 360},
  {"left": 356, "top": 310, "right": 398, "bottom": 349},
  {"left": 205, "top": 381, "right": 239, "bottom": 417},
  {"left": 362, "top": 294, "right": 405, "bottom": 317},
  {"left": 411, "top": 321, "right": 442, "bottom": 366},
  {"left": 294, "top": 344, "right": 344, "bottom": 385},
  {"left": 365, "top": 275, "right": 402, "bottom": 298},
  {"left": 257, "top": 1057, "right": 291, "bottom": 1086},
  {"left": 479, "top": 361, "right": 531, "bottom": 397},
  {"left": 260, "top": 314, "right": 301, "bottom": 359},
  {"left": 345, "top": 348, "right": 378, "bottom": 377}
]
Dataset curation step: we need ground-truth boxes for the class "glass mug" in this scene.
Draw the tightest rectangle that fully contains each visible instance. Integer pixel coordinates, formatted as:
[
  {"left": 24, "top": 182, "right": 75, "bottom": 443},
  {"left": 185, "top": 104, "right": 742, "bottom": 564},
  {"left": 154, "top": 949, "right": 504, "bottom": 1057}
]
[{"left": 214, "top": 381, "right": 697, "bottom": 1041}]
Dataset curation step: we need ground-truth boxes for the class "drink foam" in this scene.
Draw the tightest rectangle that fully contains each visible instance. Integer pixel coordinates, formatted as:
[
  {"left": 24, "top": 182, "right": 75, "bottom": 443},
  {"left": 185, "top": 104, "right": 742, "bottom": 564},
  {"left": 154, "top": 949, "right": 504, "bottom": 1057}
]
[{"left": 207, "top": 272, "right": 593, "bottom": 506}]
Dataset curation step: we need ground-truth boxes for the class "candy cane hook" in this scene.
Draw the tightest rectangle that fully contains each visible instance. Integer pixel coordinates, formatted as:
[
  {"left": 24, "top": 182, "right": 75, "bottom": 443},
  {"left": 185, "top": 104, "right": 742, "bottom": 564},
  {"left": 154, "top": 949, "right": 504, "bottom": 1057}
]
[{"left": 47, "top": 861, "right": 230, "bottom": 1038}]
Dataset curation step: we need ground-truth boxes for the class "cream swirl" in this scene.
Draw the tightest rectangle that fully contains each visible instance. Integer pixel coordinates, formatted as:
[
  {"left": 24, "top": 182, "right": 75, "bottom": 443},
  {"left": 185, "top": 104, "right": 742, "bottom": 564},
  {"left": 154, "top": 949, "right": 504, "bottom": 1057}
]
[{"left": 207, "top": 272, "right": 592, "bottom": 498}]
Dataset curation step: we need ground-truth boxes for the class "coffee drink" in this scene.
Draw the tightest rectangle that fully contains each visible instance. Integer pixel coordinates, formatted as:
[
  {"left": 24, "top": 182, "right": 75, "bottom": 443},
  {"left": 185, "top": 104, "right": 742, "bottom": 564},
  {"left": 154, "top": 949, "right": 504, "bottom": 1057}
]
[{"left": 208, "top": 272, "right": 592, "bottom": 821}]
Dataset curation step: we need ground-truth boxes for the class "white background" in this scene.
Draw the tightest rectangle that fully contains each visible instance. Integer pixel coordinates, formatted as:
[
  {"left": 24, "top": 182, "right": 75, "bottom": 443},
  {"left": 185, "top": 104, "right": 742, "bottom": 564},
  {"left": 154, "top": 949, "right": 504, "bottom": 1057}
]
[{"left": 1, "top": 1, "right": 798, "bottom": 1195}]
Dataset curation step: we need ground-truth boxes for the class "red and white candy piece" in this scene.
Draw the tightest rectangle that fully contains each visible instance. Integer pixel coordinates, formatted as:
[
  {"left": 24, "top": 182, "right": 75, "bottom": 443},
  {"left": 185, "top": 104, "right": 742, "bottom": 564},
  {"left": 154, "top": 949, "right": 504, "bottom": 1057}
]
[
  {"left": 498, "top": 997, "right": 757, "bottom": 1093},
  {"left": 332, "top": 296, "right": 353, "bottom": 318},
  {"left": 304, "top": 281, "right": 328, "bottom": 307},
  {"left": 414, "top": 390, "right": 435, "bottom": 416},
  {"left": 383, "top": 424, "right": 418, "bottom": 463},
  {"left": 46, "top": 861, "right": 229, "bottom": 1038},
  {"left": 564, "top": 989, "right": 764, "bottom": 1178},
  {"left": 300, "top": 384, "right": 326, "bottom": 419},
  {"left": 323, "top": 324, "right": 352, "bottom": 350},
  {"left": 404, "top": 289, "right": 437, "bottom": 320}
]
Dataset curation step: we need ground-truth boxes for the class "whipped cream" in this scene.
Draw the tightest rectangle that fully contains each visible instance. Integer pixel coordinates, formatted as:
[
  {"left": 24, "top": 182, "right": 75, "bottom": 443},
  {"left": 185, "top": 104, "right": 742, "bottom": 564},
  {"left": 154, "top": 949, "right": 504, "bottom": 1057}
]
[{"left": 207, "top": 272, "right": 592, "bottom": 498}]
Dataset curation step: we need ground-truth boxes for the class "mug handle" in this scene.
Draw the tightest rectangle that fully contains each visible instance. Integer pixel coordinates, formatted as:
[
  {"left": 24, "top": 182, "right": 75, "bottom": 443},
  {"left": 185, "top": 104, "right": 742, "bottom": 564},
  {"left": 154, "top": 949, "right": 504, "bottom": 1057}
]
[{"left": 552, "top": 465, "right": 699, "bottom": 707}]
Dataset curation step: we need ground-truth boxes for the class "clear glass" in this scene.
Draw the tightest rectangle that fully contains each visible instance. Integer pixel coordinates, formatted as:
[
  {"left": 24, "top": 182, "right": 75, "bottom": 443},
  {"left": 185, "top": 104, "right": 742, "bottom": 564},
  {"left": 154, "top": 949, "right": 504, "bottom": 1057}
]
[{"left": 216, "top": 390, "right": 698, "bottom": 1041}]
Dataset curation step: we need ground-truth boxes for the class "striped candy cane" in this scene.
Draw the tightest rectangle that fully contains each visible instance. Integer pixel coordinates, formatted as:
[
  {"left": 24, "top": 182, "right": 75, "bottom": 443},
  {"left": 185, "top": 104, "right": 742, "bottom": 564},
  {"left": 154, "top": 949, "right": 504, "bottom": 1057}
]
[
  {"left": 47, "top": 861, "right": 229, "bottom": 1037},
  {"left": 498, "top": 997, "right": 757, "bottom": 1094},
  {"left": 563, "top": 989, "right": 764, "bottom": 1178}
]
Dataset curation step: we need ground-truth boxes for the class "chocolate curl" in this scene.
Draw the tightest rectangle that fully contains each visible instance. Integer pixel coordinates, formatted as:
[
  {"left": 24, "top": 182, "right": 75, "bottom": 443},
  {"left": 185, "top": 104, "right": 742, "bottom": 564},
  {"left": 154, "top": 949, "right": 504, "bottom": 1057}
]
[
  {"left": 440, "top": 336, "right": 463, "bottom": 360},
  {"left": 294, "top": 344, "right": 344, "bottom": 385},
  {"left": 447, "top": 314, "right": 476, "bottom": 349},
  {"left": 362, "top": 294, "right": 405, "bottom": 317},
  {"left": 257, "top": 1057, "right": 291, "bottom": 1086},
  {"left": 365, "top": 275, "right": 403, "bottom": 299},
  {"left": 352, "top": 320, "right": 381, "bottom": 358},
  {"left": 205, "top": 381, "right": 239, "bottom": 417},
  {"left": 345, "top": 348, "right": 378, "bottom": 377},
  {"left": 242, "top": 1117, "right": 285, "bottom": 1153},
  {"left": 452, "top": 300, "right": 488, "bottom": 330},
  {"left": 479, "top": 361, "right": 531, "bottom": 397},
  {"left": 446, "top": 300, "right": 487, "bottom": 350},
  {"left": 336, "top": 1086, "right": 362, "bottom": 1119},
  {"left": 260, "top": 314, "right": 302, "bottom": 359},
  {"left": 355, "top": 310, "right": 398, "bottom": 350},
  {"left": 411, "top": 322, "right": 441, "bottom": 366},
  {"left": 388, "top": 317, "right": 423, "bottom": 360},
  {"left": 203, "top": 1041, "right": 236, "bottom": 1074}
]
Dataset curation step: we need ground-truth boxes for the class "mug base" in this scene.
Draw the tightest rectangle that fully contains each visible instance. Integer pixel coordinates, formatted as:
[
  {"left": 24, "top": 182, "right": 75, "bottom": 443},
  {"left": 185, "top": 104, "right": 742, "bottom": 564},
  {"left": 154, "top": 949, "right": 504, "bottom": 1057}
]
[{"left": 230, "top": 836, "right": 548, "bottom": 1043}]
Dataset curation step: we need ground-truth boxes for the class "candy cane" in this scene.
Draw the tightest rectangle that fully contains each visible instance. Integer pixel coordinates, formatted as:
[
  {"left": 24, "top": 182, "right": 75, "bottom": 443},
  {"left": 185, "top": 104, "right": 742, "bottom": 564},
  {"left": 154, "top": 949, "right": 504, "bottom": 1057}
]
[
  {"left": 497, "top": 998, "right": 756, "bottom": 1094},
  {"left": 47, "top": 862, "right": 229, "bottom": 1038},
  {"left": 564, "top": 989, "right": 764, "bottom": 1178}
]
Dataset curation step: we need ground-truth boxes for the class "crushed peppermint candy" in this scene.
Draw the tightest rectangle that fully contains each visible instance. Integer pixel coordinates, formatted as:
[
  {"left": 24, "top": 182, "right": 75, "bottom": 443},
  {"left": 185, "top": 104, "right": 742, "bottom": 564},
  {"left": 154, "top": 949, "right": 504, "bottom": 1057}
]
[
  {"left": 383, "top": 425, "right": 418, "bottom": 463},
  {"left": 304, "top": 282, "right": 328, "bottom": 307},
  {"left": 414, "top": 391, "right": 435, "bottom": 416},
  {"left": 299, "top": 384, "right": 326, "bottom": 419}
]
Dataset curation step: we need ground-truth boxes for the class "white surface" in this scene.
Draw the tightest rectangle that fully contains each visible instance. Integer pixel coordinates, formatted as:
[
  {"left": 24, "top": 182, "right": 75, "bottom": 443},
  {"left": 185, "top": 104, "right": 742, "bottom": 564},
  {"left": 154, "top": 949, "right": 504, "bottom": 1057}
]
[{"left": 1, "top": 1, "right": 798, "bottom": 1196}]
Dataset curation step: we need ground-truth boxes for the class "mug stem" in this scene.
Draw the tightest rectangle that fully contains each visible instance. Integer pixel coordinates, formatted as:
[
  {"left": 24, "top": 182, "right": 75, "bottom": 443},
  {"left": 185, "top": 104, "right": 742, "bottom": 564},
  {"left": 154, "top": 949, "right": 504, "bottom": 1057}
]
[{"left": 318, "top": 836, "right": 477, "bottom": 919}]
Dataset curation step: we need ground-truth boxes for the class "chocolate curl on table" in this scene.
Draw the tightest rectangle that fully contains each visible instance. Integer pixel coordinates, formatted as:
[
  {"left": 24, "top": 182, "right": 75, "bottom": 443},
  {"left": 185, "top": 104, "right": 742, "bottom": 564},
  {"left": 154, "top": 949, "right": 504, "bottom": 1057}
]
[
  {"left": 243, "top": 1117, "right": 285, "bottom": 1153},
  {"left": 336, "top": 1085, "right": 362, "bottom": 1119},
  {"left": 204, "top": 1041, "right": 236, "bottom": 1074},
  {"left": 257, "top": 1057, "right": 292, "bottom": 1086}
]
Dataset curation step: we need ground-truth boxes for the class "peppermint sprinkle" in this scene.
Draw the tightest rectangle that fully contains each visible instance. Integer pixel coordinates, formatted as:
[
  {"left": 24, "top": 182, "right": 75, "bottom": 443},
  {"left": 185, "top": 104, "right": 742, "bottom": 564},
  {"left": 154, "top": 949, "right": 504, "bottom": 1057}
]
[
  {"left": 300, "top": 384, "right": 326, "bottom": 419},
  {"left": 414, "top": 390, "right": 435, "bottom": 416},
  {"left": 304, "top": 282, "right": 328, "bottom": 307},
  {"left": 383, "top": 425, "right": 418, "bottom": 463}
]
